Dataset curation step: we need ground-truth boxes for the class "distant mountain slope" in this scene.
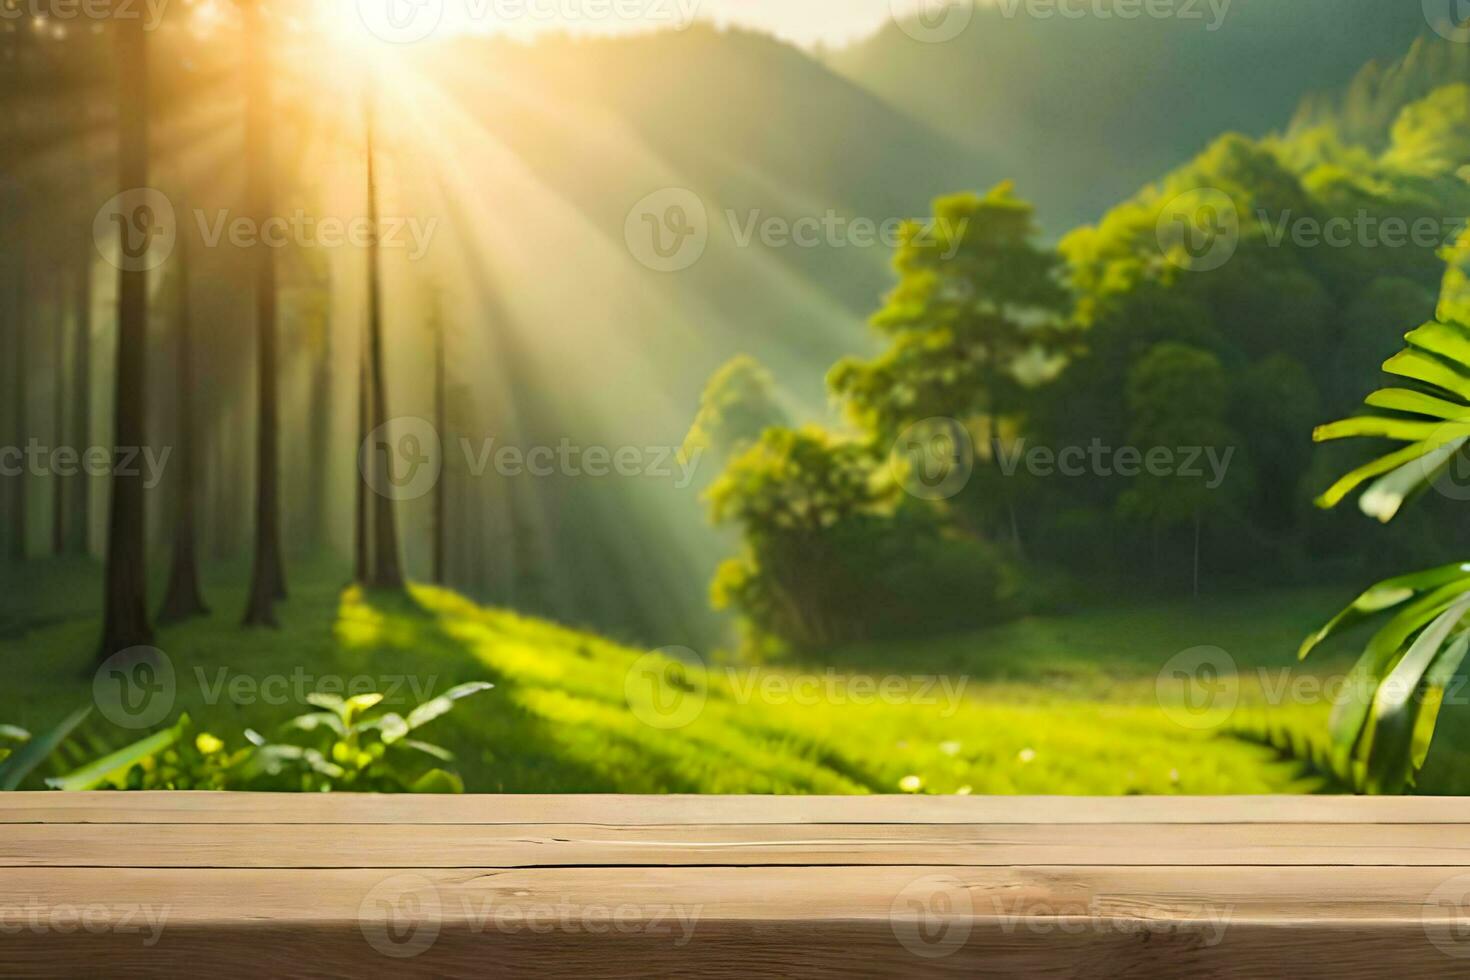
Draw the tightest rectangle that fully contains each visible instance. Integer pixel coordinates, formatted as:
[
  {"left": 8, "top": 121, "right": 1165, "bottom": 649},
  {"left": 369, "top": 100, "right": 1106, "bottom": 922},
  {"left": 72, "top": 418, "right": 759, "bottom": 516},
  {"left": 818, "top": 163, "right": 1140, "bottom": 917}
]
[
  {"left": 830, "top": 0, "right": 1430, "bottom": 231},
  {"left": 1289, "top": 34, "right": 1470, "bottom": 151},
  {"left": 386, "top": 16, "right": 1439, "bottom": 648},
  {"left": 394, "top": 27, "right": 996, "bottom": 646}
]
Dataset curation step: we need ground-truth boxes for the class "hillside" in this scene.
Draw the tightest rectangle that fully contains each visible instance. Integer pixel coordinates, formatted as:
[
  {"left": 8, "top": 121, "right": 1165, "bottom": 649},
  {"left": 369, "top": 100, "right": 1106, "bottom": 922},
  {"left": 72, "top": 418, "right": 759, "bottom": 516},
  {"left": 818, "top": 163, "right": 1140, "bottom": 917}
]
[{"left": 831, "top": 0, "right": 1431, "bottom": 232}]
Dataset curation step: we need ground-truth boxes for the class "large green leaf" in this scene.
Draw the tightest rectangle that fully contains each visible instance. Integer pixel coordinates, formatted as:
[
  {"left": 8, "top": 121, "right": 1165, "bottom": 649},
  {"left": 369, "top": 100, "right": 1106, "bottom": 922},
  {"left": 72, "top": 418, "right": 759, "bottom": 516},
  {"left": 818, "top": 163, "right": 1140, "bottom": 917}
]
[
  {"left": 0, "top": 707, "right": 91, "bottom": 791},
  {"left": 1382, "top": 348, "right": 1470, "bottom": 401},
  {"left": 1314, "top": 318, "right": 1470, "bottom": 520},
  {"left": 1411, "top": 631, "right": 1470, "bottom": 773},
  {"left": 1311, "top": 315, "right": 1470, "bottom": 791},
  {"left": 1313, "top": 417, "right": 1470, "bottom": 443},
  {"left": 1361, "top": 598, "right": 1470, "bottom": 794},
  {"left": 1325, "top": 577, "right": 1470, "bottom": 764},
  {"left": 1405, "top": 320, "right": 1470, "bottom": 366},
  {"left": 405, "top": 681, "right": 493, "bottom": 731},
  {"left": 1299, "top": 563, "right": 1470, "bottom": 660},
  {"left": 1315, "top": 440, "right": 1440, "bottom": 510},
  {"left": 1363, "top": 388, "right": 1470, "bottom": 420},
  {"left": 45, "top": 717, "right": 188, "bottom": 792},
  {"left": 1358, "top": 437, "right": 1466, "bottom": 523}
]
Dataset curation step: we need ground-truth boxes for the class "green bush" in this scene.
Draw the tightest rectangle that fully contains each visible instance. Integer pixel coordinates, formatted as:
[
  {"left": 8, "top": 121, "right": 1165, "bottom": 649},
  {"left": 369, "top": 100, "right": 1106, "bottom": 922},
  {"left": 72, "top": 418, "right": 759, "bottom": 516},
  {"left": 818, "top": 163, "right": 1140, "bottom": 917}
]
[{"left": 708, "top": 427, "right": 1014, "bottom": 655}]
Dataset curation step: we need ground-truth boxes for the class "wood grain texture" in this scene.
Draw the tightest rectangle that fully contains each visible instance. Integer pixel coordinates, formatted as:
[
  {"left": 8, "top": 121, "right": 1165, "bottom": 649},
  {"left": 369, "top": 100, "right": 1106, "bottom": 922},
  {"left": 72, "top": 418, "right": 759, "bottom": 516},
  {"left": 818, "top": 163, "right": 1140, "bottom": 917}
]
[
  {"left": 5, "top": 821, "right": 1470, "bottom": 868},
  {"left": 3, "top": 794, "right": 1470, "bottom": 977},
  {"left": 5, "top": 792, "right": 1470, "bottom": 824}
]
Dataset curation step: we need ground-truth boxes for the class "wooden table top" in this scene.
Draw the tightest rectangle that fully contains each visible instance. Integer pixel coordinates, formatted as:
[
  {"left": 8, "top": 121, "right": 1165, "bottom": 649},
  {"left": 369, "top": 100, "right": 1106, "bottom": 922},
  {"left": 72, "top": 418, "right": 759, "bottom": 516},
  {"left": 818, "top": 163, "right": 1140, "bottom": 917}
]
[{"left": 4, "top": 793, "right": 1470, "bottom": 977}]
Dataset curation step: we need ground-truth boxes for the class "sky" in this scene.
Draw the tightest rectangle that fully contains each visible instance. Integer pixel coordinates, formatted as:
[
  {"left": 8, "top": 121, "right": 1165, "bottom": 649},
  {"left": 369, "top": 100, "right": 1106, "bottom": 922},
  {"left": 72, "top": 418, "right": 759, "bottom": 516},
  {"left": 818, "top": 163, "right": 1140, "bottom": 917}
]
[
  {"left": 667, "top": 0, "right": 913, "bottom": 46},
  {"left": 374, "top": 0, "right": 936, "bottom": 48}
]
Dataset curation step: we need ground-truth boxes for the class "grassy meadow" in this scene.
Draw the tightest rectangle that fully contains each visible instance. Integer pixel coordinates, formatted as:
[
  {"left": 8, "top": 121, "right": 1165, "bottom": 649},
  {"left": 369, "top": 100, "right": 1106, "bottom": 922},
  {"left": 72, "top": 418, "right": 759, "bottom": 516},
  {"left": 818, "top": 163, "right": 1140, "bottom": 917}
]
[{"left": 3, "top": 558, "right": 1367, "bottom": 795}]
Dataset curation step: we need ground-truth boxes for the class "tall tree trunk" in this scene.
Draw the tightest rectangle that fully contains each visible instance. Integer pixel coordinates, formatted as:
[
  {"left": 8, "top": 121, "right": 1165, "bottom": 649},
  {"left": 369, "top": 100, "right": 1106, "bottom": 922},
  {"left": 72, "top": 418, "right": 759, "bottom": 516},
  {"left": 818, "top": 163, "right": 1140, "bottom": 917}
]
[
  {"left": 71, "top": 238, "right": 92, "bottom": 555},
  {"left": 10, "top": 257, "right": 27, "bottom": 563},
  {"left": 307, "top": 308, "right": 331, "bottom": 554},
  {"left": 158, "top": 232, "right": 209, "bottom": 623},
  {"left": 432, "top": 294, "right": 446, "bottom": 586},
  {"left": 51, "top": 278, "right": 66, "bottom": 556},
  {"left": 362, "top": 87, "right": 404, "bottom": 591},
  {"left": 353, "top": 338, "right": 369, "bottom": 583},
  {"left": 242, "top": 0, "right": 287, "bottom": 626},
  {"left": 98, "top": 17, "right": 155, "bottom": 660},
  {"left": 210, "top": 403, "right": 234, "bottom": 561},
  {"left": 1192, "top": 508, "right": 1201, "bottom": 601}
]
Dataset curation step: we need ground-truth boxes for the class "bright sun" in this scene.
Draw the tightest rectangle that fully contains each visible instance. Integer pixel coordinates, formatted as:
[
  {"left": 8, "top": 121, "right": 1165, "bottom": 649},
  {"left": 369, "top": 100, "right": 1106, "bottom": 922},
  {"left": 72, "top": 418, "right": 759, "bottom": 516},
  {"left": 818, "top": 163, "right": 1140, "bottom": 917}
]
[{"left": 315, "top": 1, "right": 411, "bottom": 63}]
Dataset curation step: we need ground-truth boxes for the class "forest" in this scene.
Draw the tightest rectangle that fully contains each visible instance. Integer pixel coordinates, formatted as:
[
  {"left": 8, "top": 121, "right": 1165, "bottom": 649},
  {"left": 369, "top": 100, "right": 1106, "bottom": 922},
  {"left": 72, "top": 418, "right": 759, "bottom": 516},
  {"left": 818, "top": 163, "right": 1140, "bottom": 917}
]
[{"left": 6, "top": 1, "right": 1470, "bottom": 796}]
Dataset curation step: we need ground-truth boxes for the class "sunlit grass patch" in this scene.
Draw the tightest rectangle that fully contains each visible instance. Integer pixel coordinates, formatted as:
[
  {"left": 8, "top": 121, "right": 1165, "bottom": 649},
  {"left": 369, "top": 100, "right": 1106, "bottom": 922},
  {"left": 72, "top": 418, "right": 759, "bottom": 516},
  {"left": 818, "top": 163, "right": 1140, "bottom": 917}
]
[{"left": 2, "top": 559, "right": 1357, "bottom": 794}]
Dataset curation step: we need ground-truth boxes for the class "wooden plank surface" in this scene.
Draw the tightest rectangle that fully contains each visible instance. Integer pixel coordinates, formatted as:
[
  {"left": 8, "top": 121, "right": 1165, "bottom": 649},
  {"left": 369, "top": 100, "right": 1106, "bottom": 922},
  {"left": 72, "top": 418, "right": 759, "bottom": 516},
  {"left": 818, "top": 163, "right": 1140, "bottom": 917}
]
[
  {"left": 6, "top": 821, "right": 1470, "bottom": 867},
  {"left": 3, "top": 794, "right": 1470, "bottom": 977},
  {"left": 6, "top": 791, "right": 1470, "bottom": 823}
]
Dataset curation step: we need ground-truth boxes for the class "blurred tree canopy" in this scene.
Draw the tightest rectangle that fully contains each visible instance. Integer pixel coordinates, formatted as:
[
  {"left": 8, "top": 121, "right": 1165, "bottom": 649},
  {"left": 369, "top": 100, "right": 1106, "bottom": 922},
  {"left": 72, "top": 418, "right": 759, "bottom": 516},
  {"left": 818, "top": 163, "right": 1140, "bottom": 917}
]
[{"left": 704, "top": 37, "right": 1470, "bottom": 653}]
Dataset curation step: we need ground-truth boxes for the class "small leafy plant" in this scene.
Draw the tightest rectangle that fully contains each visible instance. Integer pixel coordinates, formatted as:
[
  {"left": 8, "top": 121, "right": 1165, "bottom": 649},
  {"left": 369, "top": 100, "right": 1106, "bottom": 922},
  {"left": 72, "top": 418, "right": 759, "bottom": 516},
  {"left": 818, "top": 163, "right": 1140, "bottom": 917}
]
[
  {"left": 8, "top": 681, "right": 493, "bottom": 793},
  {"left": 238, "top": 682, "right": 493, "bottom": 792}
]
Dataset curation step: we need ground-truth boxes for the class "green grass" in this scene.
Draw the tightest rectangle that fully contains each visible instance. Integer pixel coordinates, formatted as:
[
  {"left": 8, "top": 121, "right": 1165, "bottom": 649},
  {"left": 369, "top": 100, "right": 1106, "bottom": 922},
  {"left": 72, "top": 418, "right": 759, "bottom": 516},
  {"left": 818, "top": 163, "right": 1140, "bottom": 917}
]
[{"left": 0, "top": 557, "right": 1366, "bottom": 794}]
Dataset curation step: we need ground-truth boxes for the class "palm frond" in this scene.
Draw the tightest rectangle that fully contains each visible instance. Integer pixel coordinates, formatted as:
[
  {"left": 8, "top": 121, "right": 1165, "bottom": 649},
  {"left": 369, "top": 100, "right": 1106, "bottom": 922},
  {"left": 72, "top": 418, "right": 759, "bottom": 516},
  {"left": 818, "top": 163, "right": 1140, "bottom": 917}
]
[{"left": 1306, "top": 315, "right": 1470, "bottom": 791}]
